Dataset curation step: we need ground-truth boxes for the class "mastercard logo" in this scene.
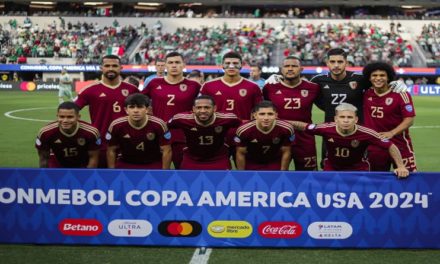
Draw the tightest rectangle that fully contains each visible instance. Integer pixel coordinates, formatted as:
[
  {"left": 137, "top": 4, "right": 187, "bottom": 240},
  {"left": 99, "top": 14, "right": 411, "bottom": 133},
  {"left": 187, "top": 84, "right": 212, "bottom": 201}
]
[
  {"left": 20, "top": 82, "right": 36, "bottom": 91},
  {"left": 158, "top": 221, "right": 202, "bottom": 237}
]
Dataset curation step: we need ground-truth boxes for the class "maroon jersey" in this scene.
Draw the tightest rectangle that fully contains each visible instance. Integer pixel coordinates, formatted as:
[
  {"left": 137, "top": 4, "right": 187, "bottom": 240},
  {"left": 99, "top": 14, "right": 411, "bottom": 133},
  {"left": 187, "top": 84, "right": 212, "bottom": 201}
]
[
  {"left": 142, "top": 77, "right": 201, "bottom": 122},
  {"left": 74, "top": 81, "right": 138, "bottom": 141},
  {"left": 106, "top": 115, "right": 170, "bottom": 165},
  {"left": 168, "top": 112, "right": 241, "bottom": 162},
  {"left": 305, "top": 123, "right": 393, "bottom": 171},
  {"left": 263, "top": 79, "right": 321, "bottom": 170},
  {"left": 363, "top": 90, "right": 415, "bottom": 148},
  {"left": 200, "top": 77, "right": 262, "bottom": 120},
  {"left": 35, "top": 120, "right": 101, "bottom": 168},
  {"left": 235, "top": 119, "right": 294, "bottom": 164}
]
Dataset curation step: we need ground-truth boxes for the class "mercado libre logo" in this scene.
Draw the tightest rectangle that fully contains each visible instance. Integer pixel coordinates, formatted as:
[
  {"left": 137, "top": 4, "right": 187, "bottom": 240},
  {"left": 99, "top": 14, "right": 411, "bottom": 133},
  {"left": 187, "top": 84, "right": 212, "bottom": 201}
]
[
  {"left": 158, "top": 221, "right": 202, "bottom": 237},
  {"left": 208, "top": 220, "right": 253, "bottom": 238},
  {"left": 20, "top": 82, "right": 36, "bottom": 91}
]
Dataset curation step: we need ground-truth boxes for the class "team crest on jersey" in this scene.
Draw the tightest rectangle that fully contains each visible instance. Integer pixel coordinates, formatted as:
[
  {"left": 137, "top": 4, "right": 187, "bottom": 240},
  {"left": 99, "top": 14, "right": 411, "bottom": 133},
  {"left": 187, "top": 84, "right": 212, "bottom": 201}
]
[
  {"left": 349, "top": 81, "right": 358, "bottom": 90},
  {"left": 273, "top": 137, "right": 280, "bottom": 144},
  {"left": 77, "top": 138, "right": 86, "bottom": 146},
  {"left": 214, "top": 126, "right": 223, "bottom": 133},
  {"left": 146, "top": 132, "right": 156, "bottom": 140},
  {"left": 301, "top": 90, "right": 308, "bottom": 97},
  {"left": 239, "top": 89, "right": 247, "bottom": 97},
  {"left": 351, "top": 140, "right": 360, "bottom": 148},
  {"left": 180, "top": 84, "right": 187, "bottom": 92},
  {"left": 121, "top": 89, "right": 129, "bottom": 96},
  {"left": 386, "top": 98, "right": 393, "bottom": 105}
]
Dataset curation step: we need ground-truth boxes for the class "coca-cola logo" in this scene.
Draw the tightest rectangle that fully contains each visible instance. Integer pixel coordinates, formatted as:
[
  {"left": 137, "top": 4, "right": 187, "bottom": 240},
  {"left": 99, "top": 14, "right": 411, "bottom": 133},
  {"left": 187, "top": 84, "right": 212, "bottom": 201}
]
[
  {"left": 258, "top": 221, "right": 302, "bottom": 239},
  {"left": 59, "top": 219, "right": 103, "bottom": 236}
]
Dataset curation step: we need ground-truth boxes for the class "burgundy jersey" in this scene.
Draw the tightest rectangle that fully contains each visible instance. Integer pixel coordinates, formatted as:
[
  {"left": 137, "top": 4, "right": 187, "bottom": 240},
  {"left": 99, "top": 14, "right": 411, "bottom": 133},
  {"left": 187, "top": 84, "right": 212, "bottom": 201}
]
[
  {"left": 363, "top": 90, "right": 415, "bottom": 148},
  {"left": 142, "top": 77, "right": 201, "bottom": 122},
  {"left": 106, "top": 115, "right": 170, "bottom": 164},
  {"left": 200, "top": 77, "right": 262, "bottom": 120},
  {"left": 168, "top": 112, "right": 241, "bottom": 161},
  {"left": 35, "top": 120, "right": 101, "bottom": 168},
  {"left": 305, "top": 123, "right": 393, "bottom": 171},
  {"left": 74, "top": 81, "right": 138, "bottom": 141},
  {"left": 263, "top": 79, "right": 320, "bottom": 147},
  {"left": 263, "top": 79, "right": 320, "bottom": 122},
  {"left": 235, "top": 119, "right": 294, "bottom": 164}
]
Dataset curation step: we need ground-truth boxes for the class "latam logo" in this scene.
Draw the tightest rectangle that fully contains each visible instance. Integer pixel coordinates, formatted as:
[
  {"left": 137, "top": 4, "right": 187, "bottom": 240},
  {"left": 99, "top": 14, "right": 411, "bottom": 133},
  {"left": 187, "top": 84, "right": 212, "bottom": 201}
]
[
  {"left": 108, "top": 219, "right": 153, "bottom": 237},
  {"left": 307, "top": 222, "right": 353, "bottom": 239},
  {"left": 258, "top": 221, "right": 302, "bottom": 239},
  {"left": 158, "top": 221, "right": 202, "bottom": 237},
  {"left": 207, "top": 220, "right": 252, "bottom": 238},
  {"left": 58, "top": 219, "right": 103, "bottom": 236}
]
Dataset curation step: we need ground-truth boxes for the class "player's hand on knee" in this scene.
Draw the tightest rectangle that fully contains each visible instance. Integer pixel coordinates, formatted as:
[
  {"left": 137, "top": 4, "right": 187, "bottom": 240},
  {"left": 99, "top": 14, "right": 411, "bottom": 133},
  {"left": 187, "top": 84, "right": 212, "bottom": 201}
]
[
  {"left": 394, "top": 167, "right": 409, "bottom": 179},
  {"left": 389, "top": 80, "right": 408, "bottom": 93},
  {"left": 265, "top": 74, "right": 283, "bottom": 85}
]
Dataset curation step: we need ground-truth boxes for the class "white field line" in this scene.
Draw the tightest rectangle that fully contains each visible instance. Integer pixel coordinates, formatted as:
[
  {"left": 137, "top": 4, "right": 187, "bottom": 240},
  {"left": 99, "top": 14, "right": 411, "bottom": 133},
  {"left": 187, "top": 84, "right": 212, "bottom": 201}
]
[
  {"left": 189, "top": 247, "right": 212, "bottom": 264},
  {"left": 4, "top": 107, "right": 440, "bottom": 130},
  {"left": 4, "top": 107, "right": 55, "bottom": 122}
]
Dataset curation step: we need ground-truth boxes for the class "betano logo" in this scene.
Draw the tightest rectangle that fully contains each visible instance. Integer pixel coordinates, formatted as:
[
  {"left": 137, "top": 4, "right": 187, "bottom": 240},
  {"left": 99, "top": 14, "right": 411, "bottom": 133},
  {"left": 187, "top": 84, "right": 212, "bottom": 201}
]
[
  {"left": 58, "top": 218, "right": 103, "bottom": 236},
  {"left": 307, "top": 221, "right": 353, "bottom": 239},
  {"left": 208, "top": 220, "right": 252, "bottom": 238},
  {"left": 20, "top": 82, "right": 36, "bottom": 91},
  {"left": 107, "top": 219, "right": 153, "bottom": 237},
  {"left": 158, "top": 221, "right": 202, "bottom": 237},
  {"left": 258, "top": 221, "right": 302, "bottom": 239}
]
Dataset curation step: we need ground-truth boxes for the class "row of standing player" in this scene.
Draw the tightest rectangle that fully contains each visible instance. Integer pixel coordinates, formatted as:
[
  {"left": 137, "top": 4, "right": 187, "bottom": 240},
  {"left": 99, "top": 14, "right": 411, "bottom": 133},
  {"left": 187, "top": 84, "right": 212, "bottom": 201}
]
[{"left": 36, "top": 48, "right": 415, "bottom": 176}]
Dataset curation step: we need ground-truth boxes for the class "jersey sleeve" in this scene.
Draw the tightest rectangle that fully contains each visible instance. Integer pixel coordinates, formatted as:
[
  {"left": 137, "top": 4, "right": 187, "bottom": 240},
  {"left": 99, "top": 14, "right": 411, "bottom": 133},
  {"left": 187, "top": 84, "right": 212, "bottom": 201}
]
[
  {"left": 74, "top": 89, "right": 89, "bottom": 109},
  {"left": 399, "top": 92, "right": 416, "bottom": 118},
  {"left": 35, "top": 130, "right": 50, "bottom": 151},
  {"left": 87, "top": 130, "right": 102, "bottom": 151},
  {"left": 106, "top": 122, "right": 119, "bottom": 147}
]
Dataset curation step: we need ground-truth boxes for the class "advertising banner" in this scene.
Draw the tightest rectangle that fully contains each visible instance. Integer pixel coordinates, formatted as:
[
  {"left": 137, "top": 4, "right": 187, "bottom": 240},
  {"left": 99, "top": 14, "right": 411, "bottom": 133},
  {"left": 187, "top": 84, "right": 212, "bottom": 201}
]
[{"left": 0, "top": 169, "right": 438, "bottom": 248}]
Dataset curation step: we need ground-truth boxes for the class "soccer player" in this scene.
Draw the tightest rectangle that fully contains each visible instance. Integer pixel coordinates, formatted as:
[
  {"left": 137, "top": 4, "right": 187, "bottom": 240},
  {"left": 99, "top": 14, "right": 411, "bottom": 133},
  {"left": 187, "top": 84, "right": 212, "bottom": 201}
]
[
  {"left": 75, "top": 55, "right": 138, "bottom": 167},
  {"left": 142, "top": 58, "right": 166, "bottom": 90},
  {"left": 249, "top": 64, "right": 265, "bottom": 89},
  {"left": 142, "top": 51, "right": 201, "bottom": 169},
  {"left": 267, "top": 48, "right": 407, "bottom": 167},
  {"left": 291, "top": 103, "right": 409, "bottom": 178},
  {"left": 58, "top": 68, "right": 74, "bottom": 104},
  {"left": 200, "top": 51, "right": 262, "bottom": 121},
  {"left": 106, "top": 94, "right": 172, "bottom": 169},
  {"left": 235, "top": 101, "right": 294, "bottom": 171},
  {"left": 168, "top": 95, "right": 241, "bottom": 170},
  {"left": 362, "top": 62, "right": 417, "bottom": 171},
  {"left": 35, "top": 102, "right": 100, "bottom": 168},
  {"left": 263, "top": 56, "right": 320, "bottom": 170},
  {"left": 187, "top": 69, "right": 205, "bottom": 85}
]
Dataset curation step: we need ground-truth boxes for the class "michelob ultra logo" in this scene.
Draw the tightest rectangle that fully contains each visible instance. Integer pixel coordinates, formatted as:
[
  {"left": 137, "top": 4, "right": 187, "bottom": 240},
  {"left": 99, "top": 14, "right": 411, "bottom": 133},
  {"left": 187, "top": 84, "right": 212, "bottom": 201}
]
[
  {"left": 208, "top": 220, "right": 252, "bottom": 238},
  {"left": 107, "top": 219, "right": 153, "bottom": 237}
]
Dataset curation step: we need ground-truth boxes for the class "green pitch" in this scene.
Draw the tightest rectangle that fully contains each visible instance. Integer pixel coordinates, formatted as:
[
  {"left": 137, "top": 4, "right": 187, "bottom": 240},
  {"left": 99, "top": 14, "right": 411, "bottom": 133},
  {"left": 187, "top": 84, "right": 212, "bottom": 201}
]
[{"left": 0, "top": 91, "right": 439, "bottom": 263}]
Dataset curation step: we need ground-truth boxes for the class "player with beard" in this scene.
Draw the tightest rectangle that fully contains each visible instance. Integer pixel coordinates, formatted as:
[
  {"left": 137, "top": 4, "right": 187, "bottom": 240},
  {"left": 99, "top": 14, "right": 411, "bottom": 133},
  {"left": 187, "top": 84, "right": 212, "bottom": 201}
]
[
  {"left": 362, "top": 62, "right": 417, "bottom": 172},
  {"left": 75, "top": 54, "right": 138, "bottom": 167},
  {"left": 36, "top": 102, "right": 100, "bottom": 168},
  {"left": 142, "top": 51, "right": 200, "bottom": 169},
  {"left": 106, "top": 94, "right": 172, "bottom": 169},
  {"left": 291, "top": 103, "right": 409, "bottom": 178},
  {"left": 235, "top": 101, "right": 294, "bottom": 171},
  {"left": 263, "top": 56, "right": 320, "bottom": 170},
  {"left": 267, "top": 48, "right": 407, "bottom": 169},
  {"left": 168, "top": 95, "right": 241, "bottom": 170}
]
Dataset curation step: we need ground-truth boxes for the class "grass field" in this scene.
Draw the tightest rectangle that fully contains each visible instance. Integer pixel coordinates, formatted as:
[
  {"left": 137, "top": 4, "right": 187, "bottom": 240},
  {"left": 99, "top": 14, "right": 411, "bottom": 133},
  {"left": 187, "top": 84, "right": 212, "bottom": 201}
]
[{"left": 0, "top": 91, "right": 439, "bottom": 263}]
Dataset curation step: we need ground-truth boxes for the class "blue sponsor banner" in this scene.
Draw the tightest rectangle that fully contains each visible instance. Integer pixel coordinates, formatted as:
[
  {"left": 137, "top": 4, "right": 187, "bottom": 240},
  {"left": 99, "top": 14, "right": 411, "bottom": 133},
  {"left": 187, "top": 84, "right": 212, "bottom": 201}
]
[
  {"left": 0, "top": 169, "right": 438, "bottom": 248},
  {"left": 408, "top": 85, "right": 440, "bottom": 96}
]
